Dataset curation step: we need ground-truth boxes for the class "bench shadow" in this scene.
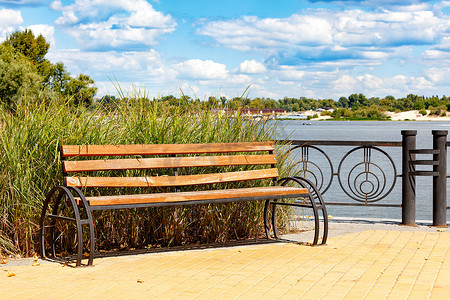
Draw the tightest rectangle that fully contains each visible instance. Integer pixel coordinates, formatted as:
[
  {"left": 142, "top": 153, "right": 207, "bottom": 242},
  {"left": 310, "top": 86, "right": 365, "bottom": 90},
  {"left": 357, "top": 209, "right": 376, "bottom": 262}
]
[{"left": 43, "top": 237, "right": 311, "bottom": 267}]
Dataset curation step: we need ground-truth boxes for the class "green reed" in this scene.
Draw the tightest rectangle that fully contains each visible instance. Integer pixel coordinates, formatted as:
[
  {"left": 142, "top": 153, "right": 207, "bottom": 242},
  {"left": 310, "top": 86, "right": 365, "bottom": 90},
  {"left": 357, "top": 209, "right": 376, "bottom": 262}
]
[{"left": 0, "top": 93, "right": 292, "bottom": 256}]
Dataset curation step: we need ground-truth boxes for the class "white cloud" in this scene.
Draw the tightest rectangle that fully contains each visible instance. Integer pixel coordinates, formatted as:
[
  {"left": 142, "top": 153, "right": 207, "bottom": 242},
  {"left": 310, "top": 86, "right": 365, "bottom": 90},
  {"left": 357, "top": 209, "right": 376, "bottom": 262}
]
[
  {"left": 46, "top": 48, "right": 170, "bottom": 80},
  {"left": 40, "top": 1, "right": 450, "bottom": 101},
  {"left": 422, "top": 49, "right": 447, "bottom": 60},
  {"left": 332, "top": 10, "right": 440, "bottom": 47},
  {"left": 275, "top": 66, "right": 305, "bottom": 81},
  {"left": 227, "top": 74, "right": 252, "bottom": 84},
  {"left": 176, "top": 59, "right": 228, "bottom": 80},
  {"left": 49, "top": 46, "right": 445, "bottom": 99},
  {"left": 46, "top": 50, "right": 236, "bottom": 95},
  {"left": 197, "top": 6, "right": 450, "bottom": 66},
  {"left": 239, "top": 60, "right": 266, "bottom": 74},
  {"left": 332, "top": 74, "right": 359, "bottom": 93},
  {"left": 0, "top": 0, "right": 39, "bottom": 4},
  {"left": 49, "top": 0, "right": 62, "bottom": 10},
  {"left": 357, "top": 74, "right": 384, "bottom": 89},
  {"left": 51, "top": 0, "right": 176, "bottom": 50},
  {"left": 270, "top": 69, "right": 439, "bottom": 99},
  {"left": 423, "top": 67, "right": 450, "bottom": 84},
  {"left": 434, "top": 36, "right": 450, "bottom": 51},
  {"left": 44, "top": 43, "right": 447, "bottom": 100},
  {"left": 0, "top": 9, "right": 23, "bottom": 41},
  {"left": 127, "top": 1, "right": 173, "bottom": 28},
  {"left": 421, "top": 45, "right": 450, "bottom": 69},
  {"left": 198, "top": 14, "right": 332, "bottom": 52},
  {"left": 0, "top": 9, "right": 22, "bottom": 26}
]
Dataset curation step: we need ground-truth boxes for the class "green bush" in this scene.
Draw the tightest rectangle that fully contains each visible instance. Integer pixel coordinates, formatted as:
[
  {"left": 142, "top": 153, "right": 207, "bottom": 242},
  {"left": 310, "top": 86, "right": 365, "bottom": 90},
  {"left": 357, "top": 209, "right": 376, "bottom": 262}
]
[
  {"left": 419, "top": 109, "right": 427, "bottom": 116},
  {"left": 0, "top": 92, "right": 292, "bottom": 256},
  {"left": 330, "top": 106, "right": 388, "bottom": 120}
]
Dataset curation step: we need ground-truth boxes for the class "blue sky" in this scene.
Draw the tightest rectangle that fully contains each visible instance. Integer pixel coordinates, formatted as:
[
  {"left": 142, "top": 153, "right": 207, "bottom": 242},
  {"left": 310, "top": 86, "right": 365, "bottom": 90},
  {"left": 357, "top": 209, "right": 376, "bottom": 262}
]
[{"left": 1, "top": 0, "right": 450, "bottom": 100}]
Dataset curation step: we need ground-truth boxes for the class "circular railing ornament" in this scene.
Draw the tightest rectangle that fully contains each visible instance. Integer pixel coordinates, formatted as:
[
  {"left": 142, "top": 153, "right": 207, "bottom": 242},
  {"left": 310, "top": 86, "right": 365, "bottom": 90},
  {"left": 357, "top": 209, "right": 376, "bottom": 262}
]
[
  {"left": 289, "top": 145, "right": 334, "bottom": 194},
  {"left": 337, "top": 146, "right": 397, "bottom": 203}
]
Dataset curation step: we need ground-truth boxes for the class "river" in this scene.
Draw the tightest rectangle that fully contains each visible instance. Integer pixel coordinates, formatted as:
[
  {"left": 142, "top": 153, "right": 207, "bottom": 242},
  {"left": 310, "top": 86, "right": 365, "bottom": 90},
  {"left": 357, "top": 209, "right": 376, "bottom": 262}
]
[{"left": 275, "top": 120, "right": 450, "bottom": 222}]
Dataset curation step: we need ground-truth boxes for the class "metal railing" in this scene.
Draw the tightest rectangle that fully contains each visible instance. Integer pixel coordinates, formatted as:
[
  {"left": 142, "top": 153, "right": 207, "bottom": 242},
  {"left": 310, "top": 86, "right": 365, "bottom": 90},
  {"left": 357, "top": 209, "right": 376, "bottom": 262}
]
[{"left": 279, "top": 130, "right": 449, "bottom": 227}]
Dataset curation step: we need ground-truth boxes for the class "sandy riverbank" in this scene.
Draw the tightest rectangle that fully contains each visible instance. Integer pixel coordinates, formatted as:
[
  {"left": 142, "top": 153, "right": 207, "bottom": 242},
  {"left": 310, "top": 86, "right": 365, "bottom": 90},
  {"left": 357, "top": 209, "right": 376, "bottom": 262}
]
[{"left": 384, "top": 110, "right": 450, "bottom": 121}]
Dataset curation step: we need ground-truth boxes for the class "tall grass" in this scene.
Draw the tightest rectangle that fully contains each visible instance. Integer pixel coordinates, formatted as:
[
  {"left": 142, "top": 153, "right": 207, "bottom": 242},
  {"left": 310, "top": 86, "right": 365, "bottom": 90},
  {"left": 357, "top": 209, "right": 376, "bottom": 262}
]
[{"left": 0, "top": 92, "right": 291, "bottom": 256}]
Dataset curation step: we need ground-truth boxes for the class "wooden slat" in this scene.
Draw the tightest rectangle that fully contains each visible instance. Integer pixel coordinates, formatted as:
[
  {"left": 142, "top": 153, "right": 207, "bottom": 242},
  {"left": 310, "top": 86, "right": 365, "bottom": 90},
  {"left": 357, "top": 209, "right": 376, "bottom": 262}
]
[
  {"left": 65, "top": 168, "right": 279, "bottom": 188},
  {"left": 63, "top": 154, "right": 277, "bottom": 172},
  {"left": 84, "top": 186, "right": 309, "bottom": 206},
  {"left": 61, "top": 141, "right": 275, "bottom": 157}
]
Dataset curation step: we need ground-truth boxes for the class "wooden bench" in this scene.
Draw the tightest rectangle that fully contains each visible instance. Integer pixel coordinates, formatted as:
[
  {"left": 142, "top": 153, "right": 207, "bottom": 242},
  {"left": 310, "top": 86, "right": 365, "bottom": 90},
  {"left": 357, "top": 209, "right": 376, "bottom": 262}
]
[{"left": 40, "top": 141, "right": 328, "bottom": 266}]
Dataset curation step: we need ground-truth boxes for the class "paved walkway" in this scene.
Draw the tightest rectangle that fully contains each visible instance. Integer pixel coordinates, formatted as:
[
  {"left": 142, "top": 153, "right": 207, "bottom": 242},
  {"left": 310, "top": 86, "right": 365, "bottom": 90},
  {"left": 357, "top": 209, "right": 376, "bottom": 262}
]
[{"left": 1, "top": 224, "right": 449, "bottom": 299}]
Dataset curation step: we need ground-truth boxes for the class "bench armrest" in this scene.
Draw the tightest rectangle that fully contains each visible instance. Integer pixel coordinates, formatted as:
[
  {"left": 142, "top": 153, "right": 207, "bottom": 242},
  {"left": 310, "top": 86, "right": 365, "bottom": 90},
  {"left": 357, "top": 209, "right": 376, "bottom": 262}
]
[
  {"left": 278, "top": 176, "right": 317, "bottom": 192},
  {"left": 276, "top": 176, "right": 328, "bottom": 245}
]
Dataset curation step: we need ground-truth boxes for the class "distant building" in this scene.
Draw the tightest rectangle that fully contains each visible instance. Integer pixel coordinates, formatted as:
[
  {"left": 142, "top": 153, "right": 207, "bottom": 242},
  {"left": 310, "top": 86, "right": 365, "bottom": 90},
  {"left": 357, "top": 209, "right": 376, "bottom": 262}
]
[
  {"left": 284, "top": 112, "right": 307, "bottom": 120},
  {"left": 241, "top": 108, "right": 287, "bottom": 115},
  {"left": 316, "top": 107, "right": 334, "bottom": 112}
]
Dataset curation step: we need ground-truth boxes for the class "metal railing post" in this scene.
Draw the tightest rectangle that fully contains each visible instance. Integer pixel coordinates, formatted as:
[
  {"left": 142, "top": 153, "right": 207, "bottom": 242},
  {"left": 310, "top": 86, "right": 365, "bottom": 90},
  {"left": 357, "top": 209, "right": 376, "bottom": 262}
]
[
  {"left": 402, "top": 130, "right": 417, "bottom": 225},
  {"left": 432, "top": 130, "right": 448, "bottom": 227}
]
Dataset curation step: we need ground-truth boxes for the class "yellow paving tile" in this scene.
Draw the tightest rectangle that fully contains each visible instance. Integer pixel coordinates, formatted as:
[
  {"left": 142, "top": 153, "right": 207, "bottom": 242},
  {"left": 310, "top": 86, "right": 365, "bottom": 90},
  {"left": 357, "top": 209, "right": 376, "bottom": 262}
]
[{"left": 0, "top": 230, "right": 449, "bottom": 299}]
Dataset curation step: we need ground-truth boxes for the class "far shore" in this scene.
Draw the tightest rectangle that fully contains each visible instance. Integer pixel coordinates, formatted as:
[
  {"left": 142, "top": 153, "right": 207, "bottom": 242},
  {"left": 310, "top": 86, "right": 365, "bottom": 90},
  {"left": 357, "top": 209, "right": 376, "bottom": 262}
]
[{"left": 311, "top": 110, "right": 450, "bottom": 121}]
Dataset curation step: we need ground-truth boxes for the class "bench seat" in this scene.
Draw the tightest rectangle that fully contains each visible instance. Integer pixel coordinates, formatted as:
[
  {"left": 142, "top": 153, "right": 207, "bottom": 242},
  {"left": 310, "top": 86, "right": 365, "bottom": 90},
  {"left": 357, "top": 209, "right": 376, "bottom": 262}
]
[{"left": 83, "top": 186, "right": 309, "bottom": 208}]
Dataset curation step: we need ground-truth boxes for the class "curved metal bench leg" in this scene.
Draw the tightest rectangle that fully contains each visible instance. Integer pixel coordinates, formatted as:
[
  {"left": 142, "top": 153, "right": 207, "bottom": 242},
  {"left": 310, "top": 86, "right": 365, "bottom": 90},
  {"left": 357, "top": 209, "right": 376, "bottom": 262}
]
[
  {"left": 50, "top": 191, "right": 64, "bottom": 257},
  {"left": 314, "top": 188, "right": 328, "bottom": 244},
  {"left": 69, "top": 187, "right": 95, "bottom": 266},
  {"left": 40, "top": 186, "right": 92, "bottom": 266},
  {"left": 264, "top": 200, "right": 271, "bottom": 238},
  {"left": 309, "top": 193, "right": 320, "bottom": 246},
  {"left": 40, "top": 187, "right": 60, "bottom": 260},
  {"left": 271, "top": 200, "right": 279, "bottom": 238},
  {"left": 294, "top": 176, "right": 328, "bottom": 245},
  {"left": 273, "top": 177, "right": 328, "bottom": 246},
  {"left": 264, "top": 199, "right": 280, "bottom": 239}
]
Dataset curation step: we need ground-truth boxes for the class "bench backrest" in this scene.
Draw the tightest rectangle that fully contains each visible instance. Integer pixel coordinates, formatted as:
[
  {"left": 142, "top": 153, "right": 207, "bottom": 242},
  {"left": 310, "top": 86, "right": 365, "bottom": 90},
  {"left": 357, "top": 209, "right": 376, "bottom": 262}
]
[{"left": 61, "top": 141, "right": 279, "bottom": 190}]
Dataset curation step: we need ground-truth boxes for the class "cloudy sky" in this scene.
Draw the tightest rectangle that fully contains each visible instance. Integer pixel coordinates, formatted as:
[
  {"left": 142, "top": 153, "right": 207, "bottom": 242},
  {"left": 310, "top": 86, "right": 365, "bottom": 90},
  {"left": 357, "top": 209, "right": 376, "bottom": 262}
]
[{"left": 1, "top": 0, "right": 450, "bottom": 100}]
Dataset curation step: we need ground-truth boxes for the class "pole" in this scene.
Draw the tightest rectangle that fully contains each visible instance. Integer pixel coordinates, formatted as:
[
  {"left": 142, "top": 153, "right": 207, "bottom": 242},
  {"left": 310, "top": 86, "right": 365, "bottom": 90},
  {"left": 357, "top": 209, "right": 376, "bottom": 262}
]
[
  {"left": 402, "top": 130, "right": 417, "bottom": 225},
  {"left": 432, "top": 130, "right": 448, "bottom": 227}
]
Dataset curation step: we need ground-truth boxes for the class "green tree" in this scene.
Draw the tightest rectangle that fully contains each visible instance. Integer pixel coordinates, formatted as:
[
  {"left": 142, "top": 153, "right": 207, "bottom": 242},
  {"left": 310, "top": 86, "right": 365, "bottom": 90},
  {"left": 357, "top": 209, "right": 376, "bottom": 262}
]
[
  {"left": 0, "top": 43, "right": 42, "bottom": 110},
  {"left": 413, "top": 100, "right": 425, "bottom": 110},
  {"left": 63, "top": 74, "right": 97, "bottom": 106},
  {"left": 3, "top": 29, "right": 49, "bottom": 66},
  {"left": 1, "top": 29, "right": 97, "bottom": 107},
  {"left": 249, "top": 98, "right": 261, "bottom": 108},
  {"left": 337, "top": 97, "right": 349, "bottom": 108},
  {"left": 348, "top": 93, "right": 368, "bottom": 109},
  {"left": 42, "top": 62, "right": 69, "bottom": 93},
  {"left": 206, "top": 96, "right": 219, "bottom": 109},
  {"left": 319, "top": 99, "right": 336, "bottom": 108},
  {"left": 98, "top": 95, "right": 118, "bottom": 110},
  {"left": 220, "top": 96, "right": 227, "bottom": 107},
  {"left": 226, "top": 98, "right": 241, "bottom": 110},
  {"left": 379, "top": 97, "right": 392, "bottom": 109}
]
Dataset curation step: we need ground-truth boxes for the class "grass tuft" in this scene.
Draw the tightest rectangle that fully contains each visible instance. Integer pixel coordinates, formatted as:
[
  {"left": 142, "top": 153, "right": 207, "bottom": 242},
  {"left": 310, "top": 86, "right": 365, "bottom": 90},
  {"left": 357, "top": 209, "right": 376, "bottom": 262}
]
[{"left": 0, "top": 91, "right": 292, "bottom": 256}]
